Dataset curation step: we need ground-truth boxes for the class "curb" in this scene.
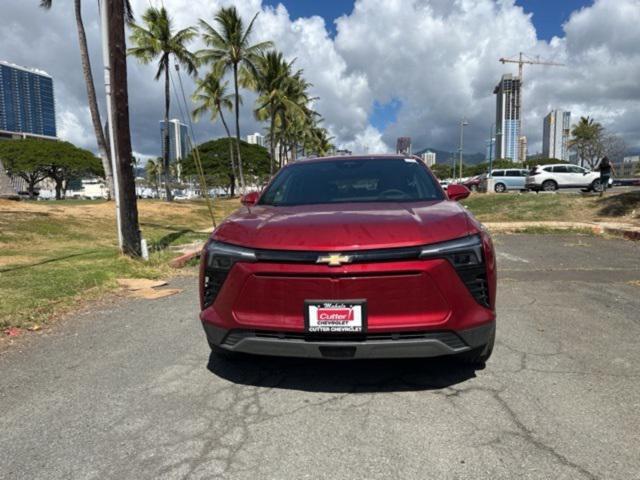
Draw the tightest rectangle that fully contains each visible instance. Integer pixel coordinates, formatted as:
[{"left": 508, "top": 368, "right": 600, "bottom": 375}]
[
  {"left": 484, "top": 221, "right": 640, "bottom": 240},
  {"left": 169, "top": 247, "right": 203, "bottom": 268}
]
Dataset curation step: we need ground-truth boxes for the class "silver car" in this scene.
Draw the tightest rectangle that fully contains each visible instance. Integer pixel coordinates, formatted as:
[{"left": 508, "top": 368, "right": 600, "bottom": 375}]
[{"left": 490, "top": 169, "right": 529, "bottom": 193}]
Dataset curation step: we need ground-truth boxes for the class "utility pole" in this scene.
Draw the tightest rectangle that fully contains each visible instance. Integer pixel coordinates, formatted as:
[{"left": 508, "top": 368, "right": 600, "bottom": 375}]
[
  {"left": 459, "top": 119, "right": 468, "bottom": 182},
  {"left": 106, "top": 0, "right": 142, "bottom": 257},
  {"left": 499, "top": 52, "right": 564, "bottom": 163}
]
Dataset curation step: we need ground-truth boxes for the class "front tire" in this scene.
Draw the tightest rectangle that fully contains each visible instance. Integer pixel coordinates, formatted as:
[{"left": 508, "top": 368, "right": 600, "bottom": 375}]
[
  {"left": 494, "top": 183, "right": 506, "bottom": 193},
  {"left": 591, "top": 179, "right": 603, "bottom": 192},
  {"left": 542, "top": 180, "right": 558, "bottom": 192}
]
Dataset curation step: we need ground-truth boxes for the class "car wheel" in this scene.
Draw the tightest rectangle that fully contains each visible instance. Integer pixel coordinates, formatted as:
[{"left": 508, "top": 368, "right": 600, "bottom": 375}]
[
  {"left": 494, "top": 183, "right": 506, "bottom": 193},
  {"left": 591, "top": 179, "right": 603, "bottom": 192},
  {"left": 542, "top": 180, "right": 557, "bottom": 192},
  {"left": 457, "top": 328, "right": 495, "bottom": 366}
]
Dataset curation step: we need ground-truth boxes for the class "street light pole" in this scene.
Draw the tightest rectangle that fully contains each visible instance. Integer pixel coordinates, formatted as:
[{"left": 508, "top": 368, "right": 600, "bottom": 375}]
[
  {"left": 459, "top": 119, "right": 469, "bottom": 182},
  {"left": 488, "top": 123, "right": 495, "bottom": 175}
]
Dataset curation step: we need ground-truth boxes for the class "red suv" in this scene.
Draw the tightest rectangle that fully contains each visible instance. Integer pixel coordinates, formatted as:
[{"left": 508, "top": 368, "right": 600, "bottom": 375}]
[{"left": 200, "top": 155, "right": 496, "bottom": 363}]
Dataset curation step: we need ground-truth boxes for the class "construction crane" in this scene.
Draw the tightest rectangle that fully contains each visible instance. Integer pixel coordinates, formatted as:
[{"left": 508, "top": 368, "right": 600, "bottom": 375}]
[{"left": 499, "top": 52, "right": 565, "bottom": 162}]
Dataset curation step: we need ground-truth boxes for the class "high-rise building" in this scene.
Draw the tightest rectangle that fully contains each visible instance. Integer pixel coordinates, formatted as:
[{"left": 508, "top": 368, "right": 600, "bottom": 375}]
[
  {"left": 518, "top": 136, "right": 528, "bottom": 163},
  {"left": 494, "top": 74, "right": 521, "bottom": 161},
  {"left": 542, "top": 110, "right": 571, "bottom": 161},
  {"left": 0, "top": 61, "right": 56, "bottom": 139},
  {"left": 160, "top": 119, "right": 191, "bottom": 163},
  {"left": 621, "top": 155, "right": 639, "bottom": 176},
  {"left": 396, "top": 137, "right": 411, "bottom": 155},
  {"left": 421, "top": 151, "right": 436, "bottom": 166},
  {"left": 485, "top": 138, "right": 496, "bottom": 162},
  {"left": 246, "top": 132, "right": 265, "bottom": 147}
]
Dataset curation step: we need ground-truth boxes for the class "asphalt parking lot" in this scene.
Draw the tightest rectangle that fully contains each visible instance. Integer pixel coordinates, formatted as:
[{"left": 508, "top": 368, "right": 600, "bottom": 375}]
[{"left": 1, "top": 234, "right": 639, "bottom": 480}]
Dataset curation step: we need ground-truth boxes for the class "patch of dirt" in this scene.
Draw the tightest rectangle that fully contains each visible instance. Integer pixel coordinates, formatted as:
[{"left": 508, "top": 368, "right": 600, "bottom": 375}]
[{"left": 0, "top": 255, "right": 35, "bottom": 267}]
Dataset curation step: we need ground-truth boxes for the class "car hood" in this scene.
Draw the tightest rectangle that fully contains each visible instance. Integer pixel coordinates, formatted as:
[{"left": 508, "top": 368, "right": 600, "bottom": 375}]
[{"left": 212, "top": 201, "right": 475, "bottom": 251}]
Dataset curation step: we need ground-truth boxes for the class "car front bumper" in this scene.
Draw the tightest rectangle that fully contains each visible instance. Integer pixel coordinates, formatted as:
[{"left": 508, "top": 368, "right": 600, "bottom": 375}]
[{"left": 202, "top": 321, "right": 495, "bottom": 360}]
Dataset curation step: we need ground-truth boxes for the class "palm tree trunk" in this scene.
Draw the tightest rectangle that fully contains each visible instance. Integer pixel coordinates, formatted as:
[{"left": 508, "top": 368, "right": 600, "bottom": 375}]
[
  {"left": 232, "top": 63, "right": 245, "bottom": 192},
  {"left": 269, "top": 108, "right": 276, "bottom": 176},
  {"left": 219, "top": 109, "right": 237, "bottom": 196},
  {"left": 74, "top": 0, "right": 113, "bottom": 200},
  {"left": 163, "top": 61, "right": 173, "bottom": 201},
  {"left": 107, "top": 0, "right": 141, "bottom": 257}
]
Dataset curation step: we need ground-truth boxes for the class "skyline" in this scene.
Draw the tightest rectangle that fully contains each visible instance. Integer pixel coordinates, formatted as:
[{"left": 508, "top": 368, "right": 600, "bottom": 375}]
[{"left": 1, "top": 0, "right": 638, "bottom": 159}]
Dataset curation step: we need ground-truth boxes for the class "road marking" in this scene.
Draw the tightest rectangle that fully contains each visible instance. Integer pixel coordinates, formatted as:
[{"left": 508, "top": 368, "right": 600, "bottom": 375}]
[{"left": 497, "top": 251, "right": 530, "bottom": 263}]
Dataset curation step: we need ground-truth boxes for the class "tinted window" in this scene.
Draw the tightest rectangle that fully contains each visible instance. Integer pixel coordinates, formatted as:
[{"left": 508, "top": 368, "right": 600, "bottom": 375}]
[
  {"left": 552, "top": 166, "right": 569, "bottom": 173},
  {"left": 492, "top": 170, "right": 505, "bottom": 176},
  {"left": 568, "top": 166, "right": 585, "bottom": 173},
  {"left": 543, "top": 167, "right": 552, "bottom": 172},
  {"left": 260, "top": 158, "right": 444, "bottom": 206},
  {"left": 506, "top": 170, "right": 520, "bottom": 177}
]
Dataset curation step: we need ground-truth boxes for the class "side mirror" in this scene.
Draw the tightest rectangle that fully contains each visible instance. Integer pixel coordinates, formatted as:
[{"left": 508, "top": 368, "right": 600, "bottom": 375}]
[
  {"left": 447, "top": 184, "right": 471, "bottom": 201},
  {"left": 241, "top": 191, "right": 260, "bottom": 206}
]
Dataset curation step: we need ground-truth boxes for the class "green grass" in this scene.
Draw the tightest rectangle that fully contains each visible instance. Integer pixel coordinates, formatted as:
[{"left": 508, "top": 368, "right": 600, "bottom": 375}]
[
  {"left": 0, "top": 197, "right": 240, "bottom": 329},
  {"left": 462, "top": 192, "right": 614, "bottom": 223}
]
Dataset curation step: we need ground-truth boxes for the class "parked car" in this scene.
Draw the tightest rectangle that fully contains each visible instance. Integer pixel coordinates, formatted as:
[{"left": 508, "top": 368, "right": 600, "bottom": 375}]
[
  {"left": 490, "top": 169, "right": 528, "bottom": 193},
  {"left": 463, "top": 175, "right": 484, "bottom": 192},
  {"left": 200, "top": 155, "right": 496, "bottom": 364},
  {"left": 439, "top": 179, "right": 450, "bottom": 190},
  {"left": 525, "top": 164, "right": 609, "bottom": 192}
]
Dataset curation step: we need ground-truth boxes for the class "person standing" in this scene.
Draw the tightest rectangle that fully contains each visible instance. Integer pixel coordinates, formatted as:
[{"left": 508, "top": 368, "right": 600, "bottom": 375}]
[{"left": 596, "top": 156, "right": 615, "bottom": 197}]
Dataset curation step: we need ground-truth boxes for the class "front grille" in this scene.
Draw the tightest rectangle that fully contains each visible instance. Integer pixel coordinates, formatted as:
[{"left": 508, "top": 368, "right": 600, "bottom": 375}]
[
  {"left": 456, "top": 265, "right": 489, "bottom": 307},
  {"left": 223, "top": 329, "right": 467, "bottom": 349},
  {"left": 203, "top": 270, "right": 229, "bottom": 308}
]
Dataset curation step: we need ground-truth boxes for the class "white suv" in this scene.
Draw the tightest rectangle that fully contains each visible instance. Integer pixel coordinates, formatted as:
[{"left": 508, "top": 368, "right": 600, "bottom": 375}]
[{"left": 525, "top": 164, "right": 607, "bottom": 192}]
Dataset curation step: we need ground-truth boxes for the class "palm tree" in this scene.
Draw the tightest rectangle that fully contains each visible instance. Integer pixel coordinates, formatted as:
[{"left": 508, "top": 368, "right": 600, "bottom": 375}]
[
  {"left": 38, "top": 0, "right": 132, "bottom": 200},
  {"left": 568, "top": 116, "right": 604, "bottom": 168},
  {"left": 128, "top": 6, "right": 198, "bottom": 202},
  {"left": 192, "top": 72, "right": 238, "bottom": 195},
  {"left": 145, "top": 158, "right": 162, "bottom": 198},
  {"left": 198, "top": 6, "right": 273, "bottom": 191}
]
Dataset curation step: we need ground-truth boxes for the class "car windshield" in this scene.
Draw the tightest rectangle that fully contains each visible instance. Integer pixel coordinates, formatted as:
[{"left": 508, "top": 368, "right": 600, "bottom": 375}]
[{"left": 259, "top": 158, "right": 444, "bottom": 206}]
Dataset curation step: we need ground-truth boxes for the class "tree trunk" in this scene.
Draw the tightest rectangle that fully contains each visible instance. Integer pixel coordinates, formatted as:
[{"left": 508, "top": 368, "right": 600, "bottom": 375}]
[
  {"left": 162, "top": 60, "right": 173, "bottom": 202},
  {"left": 74, "top": 0, "right": 113, "bottom": 200},
  {"left": 232, "top": 63, "right": 245, "bottom": 192},
  {"left": 219, "top": 109, "right": 237, "bottom": 196},
  {"left": 54, "top": 177, "right": 63, "bottom": 200},
  {"left": 269, "top": 108, "right": 276, "bottom": 177},
  {"left": 228, "top": 173, "right": 235, "bottom": 197},
  {"left": 107, "top": 0, "right": 141, "bottom": 257}
]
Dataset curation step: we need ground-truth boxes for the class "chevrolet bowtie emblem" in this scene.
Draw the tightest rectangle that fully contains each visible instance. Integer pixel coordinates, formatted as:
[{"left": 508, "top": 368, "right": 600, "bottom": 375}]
[{"left": 316, "top": 253, "right": 352, "bottom": 267}]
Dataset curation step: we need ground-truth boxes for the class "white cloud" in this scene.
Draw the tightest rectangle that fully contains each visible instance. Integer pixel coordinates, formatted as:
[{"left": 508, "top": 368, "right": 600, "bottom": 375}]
[{"left": 1, "top": 0, "right": 639, "bottom": 158}]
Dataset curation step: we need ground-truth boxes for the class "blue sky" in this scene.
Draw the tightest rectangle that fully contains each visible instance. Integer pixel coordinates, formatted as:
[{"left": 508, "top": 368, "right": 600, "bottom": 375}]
[
  {"left": 264, "top": 0, "right": 594, "bottom": 134},
  {"left": 264, "top": 0, "right": 593, "bottom": 39}
]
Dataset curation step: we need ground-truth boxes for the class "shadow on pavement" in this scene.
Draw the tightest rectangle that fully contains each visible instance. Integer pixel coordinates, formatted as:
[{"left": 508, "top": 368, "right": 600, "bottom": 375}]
[{"left": 207, "top": 353, "right": 479, "bottom": 393}]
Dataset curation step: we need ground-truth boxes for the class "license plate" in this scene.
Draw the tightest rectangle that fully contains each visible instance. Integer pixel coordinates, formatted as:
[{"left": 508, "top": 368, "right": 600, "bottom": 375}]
[{"left": 304, "top": 300, "right": 367, "bottom": 334}]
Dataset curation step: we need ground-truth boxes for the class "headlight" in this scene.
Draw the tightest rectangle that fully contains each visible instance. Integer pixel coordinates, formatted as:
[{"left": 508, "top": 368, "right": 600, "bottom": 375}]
[
  {"left": 205, "top": 241, "right": 256, "bottom": 270},
  {"left": 202, "top": 242, "right": 256, "bottom": 309},
  {"left": 419, "top": 234, "right": 483, "bottom": 267}
]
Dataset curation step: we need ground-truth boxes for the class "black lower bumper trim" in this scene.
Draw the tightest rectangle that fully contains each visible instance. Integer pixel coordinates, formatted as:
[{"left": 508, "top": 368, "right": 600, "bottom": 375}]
[{"left": 202, "top": 321, "right": 495, "bottom": 360}]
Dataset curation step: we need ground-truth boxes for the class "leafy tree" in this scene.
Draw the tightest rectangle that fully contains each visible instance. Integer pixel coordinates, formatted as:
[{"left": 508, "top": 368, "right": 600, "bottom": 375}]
[
  {"left": 198, "top": 6, "right": 273, "bottom": 191},
  {"left": 192, "top": 71, "right": 238, "bottom": 195},
  {"left": 430, "top": 163, "right": 453, "bottom": 180},
  {"left": 0, "top": 139, "right": 102, "bottom": 199},
  {"left": 38, "top": 0, "right": 133, "bottom": 199},
  {"left": 568, "top": 116, "right": 604, "bottom": 168},
  {"left": 182, "top": 138, "right": 270, "bottom": 194},
  {"left": 145, "top": 158, "right": 162, "bottom": 197},
  {"left": 129, "top": 6, "right": 198, "bottom": 202}
]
